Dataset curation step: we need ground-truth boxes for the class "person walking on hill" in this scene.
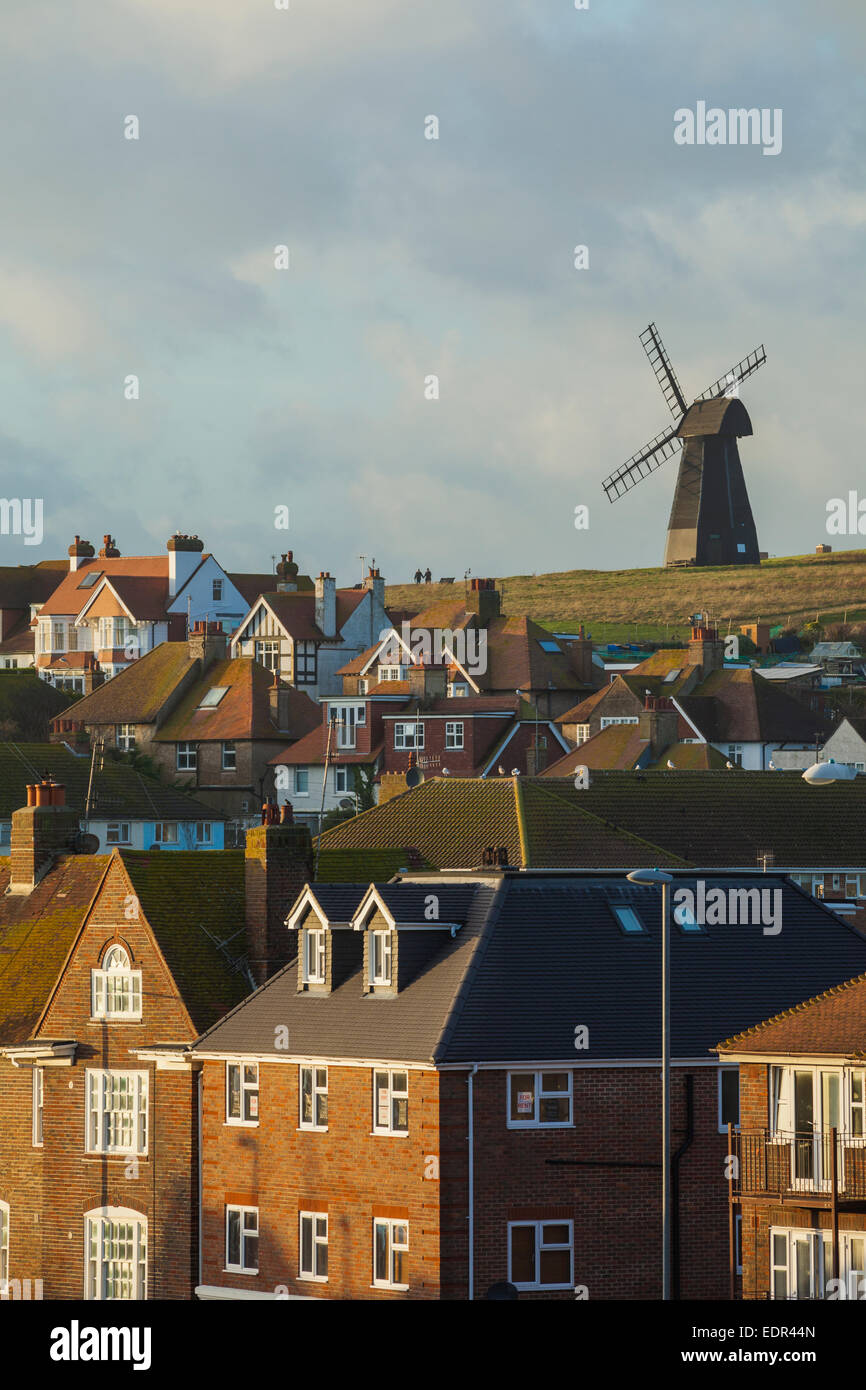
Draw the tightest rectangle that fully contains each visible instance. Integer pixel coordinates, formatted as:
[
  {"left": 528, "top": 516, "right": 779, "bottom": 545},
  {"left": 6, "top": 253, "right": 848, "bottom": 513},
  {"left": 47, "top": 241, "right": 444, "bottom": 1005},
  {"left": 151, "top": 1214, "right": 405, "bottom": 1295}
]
[
  {"left": 424, "top": 568, "right": 432, "bottom": 584},
  {"left": 414, "top": 568, "right": 422, "bottom": 584}
]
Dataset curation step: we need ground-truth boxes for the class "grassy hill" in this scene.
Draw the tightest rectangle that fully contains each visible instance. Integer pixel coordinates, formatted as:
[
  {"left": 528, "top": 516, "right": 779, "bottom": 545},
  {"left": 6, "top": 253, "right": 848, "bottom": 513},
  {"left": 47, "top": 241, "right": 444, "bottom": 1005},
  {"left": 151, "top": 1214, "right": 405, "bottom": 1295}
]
[{"left": 386, "top": 549, "right": 866, "bottom": 642}]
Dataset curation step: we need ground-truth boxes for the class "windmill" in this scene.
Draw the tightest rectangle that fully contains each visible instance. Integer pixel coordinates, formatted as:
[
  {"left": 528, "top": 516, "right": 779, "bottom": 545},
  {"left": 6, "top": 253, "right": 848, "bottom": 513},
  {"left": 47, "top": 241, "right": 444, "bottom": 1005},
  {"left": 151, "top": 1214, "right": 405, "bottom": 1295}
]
[{"left": 602, "top": 323, "right": 766, "bottom": 567}]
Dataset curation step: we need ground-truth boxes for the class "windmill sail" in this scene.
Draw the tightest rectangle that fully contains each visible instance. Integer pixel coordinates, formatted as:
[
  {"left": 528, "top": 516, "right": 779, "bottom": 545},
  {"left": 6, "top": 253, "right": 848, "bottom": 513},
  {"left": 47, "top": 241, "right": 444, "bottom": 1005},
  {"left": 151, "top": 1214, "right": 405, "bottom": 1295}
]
[
  {"left": 694, "top": 345, "right": 766, "bottom": 402},
  {"left": 640, "top": 322, "right": 687, "bottom": 418},
  {"left": 602, "top": 426, "right": 681, "bottom": 503}
]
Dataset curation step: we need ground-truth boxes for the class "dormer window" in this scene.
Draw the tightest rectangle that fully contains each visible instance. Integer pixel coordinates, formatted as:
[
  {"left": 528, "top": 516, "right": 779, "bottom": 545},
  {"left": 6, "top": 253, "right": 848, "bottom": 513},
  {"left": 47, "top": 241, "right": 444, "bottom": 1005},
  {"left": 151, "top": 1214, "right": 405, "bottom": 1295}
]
[
  {"left": 302, "top": 928, "right": 326, "bottom": 984},
  {"left": 369, "top": 930, "right": 393, "bottom": 986},
  {"left": 92, "top": 945, "right": 141, "bottom": 1020}
]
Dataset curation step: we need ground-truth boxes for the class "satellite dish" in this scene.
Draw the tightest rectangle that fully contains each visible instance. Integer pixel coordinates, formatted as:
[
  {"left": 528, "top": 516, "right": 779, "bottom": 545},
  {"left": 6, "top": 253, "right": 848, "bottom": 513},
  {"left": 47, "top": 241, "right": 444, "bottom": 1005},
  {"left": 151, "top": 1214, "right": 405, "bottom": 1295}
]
[
  {"left": 71, "top": 831, "right": 100, "bottom": 855},
  {"left": 406, "top": 767, "right": 423, "bottom": 789},
  {"left": 338, "top": 798, "right": 355, "bottom": 810}
]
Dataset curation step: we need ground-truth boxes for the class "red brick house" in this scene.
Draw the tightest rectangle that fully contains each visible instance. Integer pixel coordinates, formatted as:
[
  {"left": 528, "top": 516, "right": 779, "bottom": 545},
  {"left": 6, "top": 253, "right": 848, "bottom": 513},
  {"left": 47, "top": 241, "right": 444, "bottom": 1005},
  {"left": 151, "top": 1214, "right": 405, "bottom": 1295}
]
[
  {"left": 0, "top": 783, "right": 311, "bottom": 1301},
  {"left": 191, "top": 869, "right": 866, "bottom": 1301},
  {"left": 719, "top": 969, "right": 866, "bottom": 1300}
]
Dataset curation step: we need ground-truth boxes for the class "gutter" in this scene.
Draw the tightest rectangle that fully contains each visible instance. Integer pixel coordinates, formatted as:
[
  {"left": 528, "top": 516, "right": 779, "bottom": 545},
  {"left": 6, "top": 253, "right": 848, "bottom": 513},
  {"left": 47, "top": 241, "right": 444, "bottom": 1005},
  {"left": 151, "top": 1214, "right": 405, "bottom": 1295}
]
[
  {"left": 467, "top": 1063, "right": 478, "bottom": 1301},
  {"left": 197, "top": 1068, "right": 204, "bottom": 1291}
]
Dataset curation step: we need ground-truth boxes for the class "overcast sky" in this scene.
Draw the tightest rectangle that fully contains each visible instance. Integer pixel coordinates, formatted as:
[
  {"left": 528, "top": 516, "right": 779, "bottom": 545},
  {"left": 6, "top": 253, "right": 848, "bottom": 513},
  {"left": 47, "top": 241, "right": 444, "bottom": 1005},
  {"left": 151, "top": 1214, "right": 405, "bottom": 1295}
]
[{"left": 1, "top": 0, "right": 864, "bottom": 586}]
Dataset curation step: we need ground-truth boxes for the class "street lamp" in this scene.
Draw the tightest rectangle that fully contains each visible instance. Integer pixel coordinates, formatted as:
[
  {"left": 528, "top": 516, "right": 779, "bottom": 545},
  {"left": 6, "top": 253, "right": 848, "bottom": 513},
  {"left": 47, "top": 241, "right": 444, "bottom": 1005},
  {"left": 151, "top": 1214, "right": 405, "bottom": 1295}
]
[
  {"left": 802, "top": 758, "right": 857, "bottom": 785},
  {"left": 627, "top": 866, "right": 674, "bottom": 1301}
]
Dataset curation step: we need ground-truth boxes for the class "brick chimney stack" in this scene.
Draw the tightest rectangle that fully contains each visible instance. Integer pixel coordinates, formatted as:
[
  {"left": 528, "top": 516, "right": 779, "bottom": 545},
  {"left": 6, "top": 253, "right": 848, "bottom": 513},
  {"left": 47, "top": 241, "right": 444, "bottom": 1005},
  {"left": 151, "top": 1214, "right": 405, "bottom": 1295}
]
[
  {"left": 638, "top": 696, "right": 680, "bottom": 760},
  {"left": 98, "top": 535, "right": 121, "bottom": 558},
  {"left": 687, "top": 613, "right": 725, "bottom": 677},
  {"left": 407, "top": 661, "right": 447, "bottom": 706},
  {"left": 244, "top": 818, "right": 313, "bottom": 985},
  {"left": 567, "top": 624, "right": 594, "bottom": 685},
  {"left": 167, "top": 533, "right": 205, "bottom": 597},
  {"left": 68, "top": 535, "right": 95, "bottom": 573},
  {"left": 314, "top": 572, "right": 337, "bottom": 639},
  {"left": 465, "top": 577, "right": 501, "bottom": 626},
  {"left": 8, "top": 782, "right": 79, "bottom": 895},
  {"left": 268, "top": 672, "right": 292, "bottom": 731},
  {"left": 188, "top": 619, "right": 226, "bottom": 671}
]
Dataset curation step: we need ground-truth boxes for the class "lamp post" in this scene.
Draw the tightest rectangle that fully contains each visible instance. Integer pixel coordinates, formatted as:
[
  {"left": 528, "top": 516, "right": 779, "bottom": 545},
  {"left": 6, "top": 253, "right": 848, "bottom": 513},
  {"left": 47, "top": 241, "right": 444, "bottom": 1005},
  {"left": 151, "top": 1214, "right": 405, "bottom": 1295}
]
[{"left": 627, "top": 866, "right": 674, "bottom": 1300}]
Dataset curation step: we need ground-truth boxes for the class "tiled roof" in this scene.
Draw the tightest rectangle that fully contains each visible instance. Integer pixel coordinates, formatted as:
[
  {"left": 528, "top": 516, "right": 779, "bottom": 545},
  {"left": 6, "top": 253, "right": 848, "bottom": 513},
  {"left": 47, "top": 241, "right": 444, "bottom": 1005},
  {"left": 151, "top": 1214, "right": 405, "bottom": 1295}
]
[
  {"left": 154, "top": 660, "right": 319, "bottom": 743},
  {"left": 316, "top": 847, "right": 434, "bottom": 881},
  {"left": 226, "top": 573, "right": 286, "bottom": 606},
  {"left": 0, "top": 742, "right": 227, "bottom": 821},
  {"left": 717, "top": 968, "right": 866, "bottom": 1057},
  {"left": 481, "top": 615, "right": 589, "bottom": 693},
  {"left": 269, "top": 724, "right": 384, "bottom": 766},
  {"left": 335, "top": 646, "right": 379, "bottom": 677},
  {"left": 0, "top": 561, "right": 67, "bottom": 609},
  {"left": 50, "top": 642, "right": 196, "bottom": 725},
  {"left": 0, "top": 854, "right": 109, "bottom": 1043},
  {"left": 315, "top": 771, "right": 866, "bottom": 872},
  {"left": 257, "top": 590, "right": 367, "bottom": 642},
  {"left": 645, "top": 741, "right": 732, "bottom": 770},
  {"left": 555, "top": 686, "right": 611, "bottom": 725},
  {"left": 39, "top": 558, "right": 170, "bottom": 617},
  {"left": 118, "top": 851, "right": 250, "bottom": 1031},
  {"left": 191, "top": 873, "right": 866, "bottom": 1065},
  {"left": 544, "top": 724, "right": 646, "bottom": 772},
  {"left": 678, "top": 668, "right": 831, "bottom": 744},
  {"left": 96, "top": 575, "right": 170, "bottom": 621}
]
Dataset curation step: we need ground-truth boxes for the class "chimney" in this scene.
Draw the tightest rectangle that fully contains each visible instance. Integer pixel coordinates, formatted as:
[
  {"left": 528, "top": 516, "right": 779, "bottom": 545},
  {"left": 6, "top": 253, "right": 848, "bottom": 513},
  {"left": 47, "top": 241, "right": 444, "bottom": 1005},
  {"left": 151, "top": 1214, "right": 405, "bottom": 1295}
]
[
  {"left": 275, "top": 551, "right": 299, "bottom": 593},
  {"left": 244, "top": 817, "right": 313, "bottom": 985},
  {"left": 315, "top": 572, "right": 337, "bottom": 638},
  {"left": 188, "top": 619, "right": 226, "bottom": 670},
  {"left": 567, "top": 624, "right": 594, "bottom": 685},
  {"left": 98, "top": 534, "right": 121, "bottom": 559},
  {"left": 68, "top": 535, "right": 95, "bottom": 573},
  {"left": 378, "top": 771, "right": 410, "bottom": 804},
  {"left": 407, "top": 661, "right": 447, "bottom": 706},
  {"left": 269, "top": 672, "right": 291, "bottom": 731},
  {"left": 465, "top": 577, "right": 501, "bottom": 626},
  {"left": 687, "top": 613, "right": 725, "bottom": 676},
  {"left": 638, "top": 696, "right": 680, "bottom": 760},
  {"left": 167, "top": 533, "right": 205, "bottom": 597},
  {"left": 8, "top": 782, "right": 79, "bottom": 895},
  {"left": 362, "top": 565, "right": 386, "bottom": 639}
]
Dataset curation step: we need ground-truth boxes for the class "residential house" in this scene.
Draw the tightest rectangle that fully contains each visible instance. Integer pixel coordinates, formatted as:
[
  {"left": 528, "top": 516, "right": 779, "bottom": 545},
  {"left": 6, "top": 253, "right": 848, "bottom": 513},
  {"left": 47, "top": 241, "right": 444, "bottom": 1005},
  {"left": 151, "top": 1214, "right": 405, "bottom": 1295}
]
[
  {"left": 544, "top": 696, "right": 731, "bottom": 773},
  {"left": 809, "top": 642, "right": 865, "bottom": 687},
  {"left": 0, "top": 745, "right": 226, "bottom": 855},
  {"left": 769, "top": 714, "right": 866, "bottom": 774},
  {"left": 35, "top": 534, "right": 273, "bottom": 694},
  {"left": 0, "top": 560, "right": 67, "bottom": 669},
  {"left": 719, "top": 966, "right": 866, "bottom": 1300},
  {"left": 0, "top": 786, "right": 312, "bottom": 1301},
  {"left": 49, "top": 624, "right": 319, "bottom": 840},
  {"left": 231, "top": 559, "right": 389, "bottom": 702},
  {"left": 191, "top": 870, "right": 866, "bottom": 1301}
]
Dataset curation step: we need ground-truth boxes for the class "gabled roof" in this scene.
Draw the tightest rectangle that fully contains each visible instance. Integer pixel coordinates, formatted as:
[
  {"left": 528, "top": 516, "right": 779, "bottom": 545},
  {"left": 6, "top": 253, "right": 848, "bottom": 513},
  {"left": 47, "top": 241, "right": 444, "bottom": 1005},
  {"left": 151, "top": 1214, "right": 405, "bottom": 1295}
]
[
  {"left": 717, "top": 968, "right": 866, "bottom": 1058},
  {"left": 315, "top": 771, "right": 866, "bottom": 873},
  {"left": 336, "top": 644, "right": 380, "bottom": 676},
  {"left": 39, "top": 557, "right": 171, "bottom": 617},
  {"left": 480, "top": 615, "right": 590, "bottom": 694},
  {"left": 50, "top": 642, "right": 197, "bottom": 725},
  {"left": 154, "top": 660, "right": 319, "bottom": 743},
  {"left": 269, "top": 723, "right": 384, "bottom": 766},
  {"left": 191, "top": 873, "right": 866, "bottom": 1066},
  {"left": 241, "top": 589, "right": 368, "bottom": 644},
  {"left": 0, "top": 854, "right": 108, "bottom": 1044},
  {"left": 224, "top": 573, "right": 281, "bottom": 606},
  {"left": 679, "top": 668, "right": 830, "bottom": 744},
  {"left": 0, "top": 561, "right": 68, "bottom": 609},
  {"left": 544, "top": 724, "right": 646, "bottom": 772},
  {"left": 556, "top": 686, "right": 612, "bottom": 725},
  {"left": 0, "top": 742, "right": 227, "bottom": 821}
]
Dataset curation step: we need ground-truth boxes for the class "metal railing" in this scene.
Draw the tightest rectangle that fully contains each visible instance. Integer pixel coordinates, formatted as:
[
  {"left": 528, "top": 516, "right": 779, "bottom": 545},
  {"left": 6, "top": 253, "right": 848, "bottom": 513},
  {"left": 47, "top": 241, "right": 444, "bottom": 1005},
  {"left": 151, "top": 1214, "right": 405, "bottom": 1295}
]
[{"left": 734, "top": 1129, "right": 866, "bottom": 1200}]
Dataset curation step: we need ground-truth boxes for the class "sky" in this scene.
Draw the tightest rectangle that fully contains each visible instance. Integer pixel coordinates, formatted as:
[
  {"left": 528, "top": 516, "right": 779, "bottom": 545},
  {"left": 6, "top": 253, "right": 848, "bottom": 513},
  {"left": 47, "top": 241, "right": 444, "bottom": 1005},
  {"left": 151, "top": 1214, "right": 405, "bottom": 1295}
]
[{"left": 1, "top": 0, "right": 864, "bottom": 587}]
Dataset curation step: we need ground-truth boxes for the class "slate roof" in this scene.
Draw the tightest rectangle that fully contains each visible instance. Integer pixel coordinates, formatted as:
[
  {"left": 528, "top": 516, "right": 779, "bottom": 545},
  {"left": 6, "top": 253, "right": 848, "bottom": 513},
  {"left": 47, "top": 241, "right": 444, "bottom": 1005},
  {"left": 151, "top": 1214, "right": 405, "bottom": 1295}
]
[
  {"left": 51, "top": 642, "right": 197, "bottom": 725},
  {"left": 192, "top": 873, "right": 866, "bottom": 1065},
  {"left": 154, "top": 660, "right": 319, "bottom": 743},
  {"left": 315, "top": 772, "right": 866, "bottom": 872},
  {"left": 0, "top": 854, "right": 108, "bottom": 1044},
  {"left": 0, "top": 743, "right": 227, "bottom": 822}
]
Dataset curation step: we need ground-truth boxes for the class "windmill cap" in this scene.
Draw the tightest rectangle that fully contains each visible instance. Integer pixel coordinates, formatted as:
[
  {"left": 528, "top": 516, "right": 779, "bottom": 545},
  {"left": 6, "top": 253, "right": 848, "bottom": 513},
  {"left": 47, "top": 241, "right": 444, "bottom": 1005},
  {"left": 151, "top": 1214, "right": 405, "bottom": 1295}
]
[{"left": 677, "top": 397, "right": 753, "bottom": 439}]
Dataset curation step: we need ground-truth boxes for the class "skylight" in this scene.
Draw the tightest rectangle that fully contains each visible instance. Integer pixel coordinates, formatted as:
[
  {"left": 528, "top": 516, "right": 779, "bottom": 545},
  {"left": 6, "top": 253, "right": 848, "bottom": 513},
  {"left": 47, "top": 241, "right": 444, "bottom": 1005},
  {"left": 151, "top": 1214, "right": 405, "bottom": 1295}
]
[
  {"left": 197, "top": 686, "right": 229, "bottom": 709},
  {"left": 674, "top": 905, "right": 705, "bottom": 934},
  {"left": 663, "top": 668, "right": 681, "bottom": 683},
  {"left": 611, "top": 905, "right": 648, "bottom": 935},
  {"left": 538, "top": 640, "right": 560, "bottom": 653},
  {"left": 77, "top": 571, "right": 103, "bottom": 589}
]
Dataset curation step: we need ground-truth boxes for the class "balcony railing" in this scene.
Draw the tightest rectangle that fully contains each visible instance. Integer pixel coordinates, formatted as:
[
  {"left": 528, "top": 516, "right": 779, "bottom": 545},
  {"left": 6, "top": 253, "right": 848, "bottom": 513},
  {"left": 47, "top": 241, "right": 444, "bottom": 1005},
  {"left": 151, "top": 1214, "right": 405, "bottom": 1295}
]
[{"left": 734, "top": 1129, "right": 866, "bottom": 1200}]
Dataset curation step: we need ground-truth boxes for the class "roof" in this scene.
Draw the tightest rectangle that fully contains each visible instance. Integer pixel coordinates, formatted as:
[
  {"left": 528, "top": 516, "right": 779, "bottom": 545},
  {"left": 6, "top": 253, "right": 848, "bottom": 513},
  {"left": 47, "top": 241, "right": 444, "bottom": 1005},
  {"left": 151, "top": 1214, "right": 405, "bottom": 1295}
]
[
  {"left": 315, "top": 771, "right": 866, "bottom": 873},
  {"left": 336, "top": 645, "right": 379, "bottom": 676},
  {"left": 811, "top": 642, "right": 863, "bottom": 661},
  {"left": 0, "top": 561, "right": 67, "bottom": 610},
  {"left": 154, "top": 660, "right": 319, "bottom": 743},
  {"left": 226, "top": 573, "right": 285, "bottom": 606},
  {"left": 39, "top": 557, "right": 171, "bottom": 617},
  {"left": 678, "top": 668, "right": 829, "bottom": 743},
  {"left": 249, "top": 589, "right": 367, "bottom": 643},
  {"left": 117, "top": 851, "right": 250, "bottom": 1031},
  {"left": 480, "top": 615, "right": 590, "bottom": 694},
  {"left": 269, "top": 724, "right": 384, "bottom": 766},
  {"left": 717, "top": 968, "right": 866, "bottom": 1058},
  {"left": 0, "top": 854, "right": 108, "bottom": 1043},
  {"left": 0, "top": 743, "right": 227, "bottom": 822},
  {"left": 544, "top": 724, "right": 646, "bottom": 772},
  {"left": 50, "top": 641, "right": 196, "bottom": 725},
  {"left": 192, "top": 873, "right": 866, "bottom": 1065},
  {"left": 556, "top": 686, "right": 612, "bottom": 725}
]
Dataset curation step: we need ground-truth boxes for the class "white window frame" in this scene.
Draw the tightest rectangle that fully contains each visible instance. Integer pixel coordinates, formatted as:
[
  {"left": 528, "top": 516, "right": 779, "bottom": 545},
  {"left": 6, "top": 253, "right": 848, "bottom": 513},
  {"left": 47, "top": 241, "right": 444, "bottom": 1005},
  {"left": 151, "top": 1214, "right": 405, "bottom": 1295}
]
[
  {"left": 176, "top": 742, "right": 197, "bottom": 771},
  {"left": 718, "top": 1066, "right": 740, "bottom": 1133},
  {"left": 369, "top": 930, "right": 393, "bottom": 986},
  {"left": 153, "top": 822, "right": 178, "bottom": 844},
  {"left": 195, "top": 821, "right": 212, "bottom": 844},
  {"left": 91, "top": 946, "right": 142, "bottom": 1021},
  {"left": 372, "top": 1218, "right": 409, "bottom": 1290},
  {"left": 507, "top": 1219, "right": 574, "bottom": 1291},
  {"left": 85, "top": 1207, "right": 147, "bottom": 1301},
  {"left": 299, "top": 1211, "right": 328, "bottom": 1282},
  {"left": 372, "top": 1069, "right": 409, "bottom": 1136},
  {"left": 221, "top": 741, "right": 236, "bottom": 771},
  {"left": 575, "top": 723, "right": 591, "bottom": 744},
  {"left": 770, "top": 1227, "right": 834, "bottom": 1301},
  {"left": 600, "top": 716, "right": 639, "bottom": 729},
  {"left": 212, "top": 579, "right": 223, "bottom": 601},
  {"left": 85, "top": 1070, "right": 148, "bottom": 1155},
  {"left": 394, "top": 722, "right": 424, "bottom": 750},
  {"left": 225, "top": 1205, "right": 259, "bottom": 1275},
  {"left": 226, "top": 1062, "right": 259, "bottom": 1126},
  {"left": 507, "top": 1071, "right": 573, "bottom": 1129},
  {"left": 115, "top": 724, "right": 135, "bottom": 752},
  {"left": 32, "top": 1067, "right": 43, "bottom": 1147},
  {"left": 295, "top": 767, "right": 310, "bottom": 796},
  {"left": 299, "top": 1065, "right": 328, "bottom": 1131},
  {"left": 445, "top": 721, "right": 464, "bottom": 750},
  {"left": 728, "top": 743, "right": 744, "bottom": 765},
  {"left": 334, "top": 765, "right": 349, "bottom": 794},
  {"left": 254, "top": 639, "right": 280, "bottom": 672},
  {"left": 302, "top": 928, "right": 326, "bottom": 984},
  {"left": 105, "top": 822, "right": 131, "bottom": 845}
]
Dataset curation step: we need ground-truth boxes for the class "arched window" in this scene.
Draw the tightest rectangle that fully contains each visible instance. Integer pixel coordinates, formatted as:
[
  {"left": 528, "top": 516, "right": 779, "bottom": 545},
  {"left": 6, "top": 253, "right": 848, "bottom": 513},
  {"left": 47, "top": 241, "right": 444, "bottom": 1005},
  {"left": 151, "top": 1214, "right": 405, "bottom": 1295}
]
[
  {"left": 0, "top": 1201, "right": 9, "bottom": 1287},
  {"left": 91, "top": 945, "right": 142, "bottom": 1020},
  {"left": 85, "top": 1207, "right": 146, "bottom": 1300}
]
